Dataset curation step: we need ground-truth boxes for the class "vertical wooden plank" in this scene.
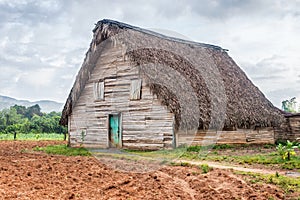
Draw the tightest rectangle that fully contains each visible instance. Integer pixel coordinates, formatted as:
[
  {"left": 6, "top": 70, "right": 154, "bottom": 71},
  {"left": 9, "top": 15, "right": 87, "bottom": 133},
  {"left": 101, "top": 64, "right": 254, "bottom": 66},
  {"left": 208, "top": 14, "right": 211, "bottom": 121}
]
[
  {"left": 68, "top": 115, "right": 71, "bottom": 146},
  {"left": 172, "top": 115, "right": 176, "bottom": 148},
  {"left": 119, "top": 113, "right": 123, "bottom": 147},
  {"left": 106, "top": 115, "right": 110, "bottom": 148}
]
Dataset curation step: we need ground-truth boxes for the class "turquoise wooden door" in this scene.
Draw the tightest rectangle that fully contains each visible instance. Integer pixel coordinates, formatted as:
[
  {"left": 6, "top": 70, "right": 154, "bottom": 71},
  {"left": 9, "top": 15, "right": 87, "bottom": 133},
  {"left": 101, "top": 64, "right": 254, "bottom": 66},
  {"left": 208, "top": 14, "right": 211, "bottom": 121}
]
[{"left": 109, "top": 114, "right": 120, "bottom": 147}]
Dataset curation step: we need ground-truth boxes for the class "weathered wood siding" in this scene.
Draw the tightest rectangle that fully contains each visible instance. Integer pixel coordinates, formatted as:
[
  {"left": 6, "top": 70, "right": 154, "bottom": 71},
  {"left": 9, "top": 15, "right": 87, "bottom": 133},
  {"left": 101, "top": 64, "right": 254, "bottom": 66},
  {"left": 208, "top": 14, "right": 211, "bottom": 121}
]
[
  {"left": 69, "top": 41, "right": 174, "bottom": 149},
  {"left": 177, "top": 128, "right": 275, "bottom": 147},
  {"left": 289, "top": 116, "right": 300, "bottom": 141},
  {"left": 275, "top": 115, "right": 300, "bottom": 142},
  {"left": 68, "top": 39, "right": 277, "bottom": 149}
]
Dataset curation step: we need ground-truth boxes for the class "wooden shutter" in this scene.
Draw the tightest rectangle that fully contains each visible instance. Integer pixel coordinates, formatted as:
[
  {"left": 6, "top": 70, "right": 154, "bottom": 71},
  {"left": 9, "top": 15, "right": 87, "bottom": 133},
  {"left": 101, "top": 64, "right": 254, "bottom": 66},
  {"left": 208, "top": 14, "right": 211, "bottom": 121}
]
[
  {"left": 98, "top": 81, "right": 104, "bottom": 100},
  {"left": 93, "top": 82, "right": 98, "bottom": 100},
  {"left": 94, "top": 81, "right": 104, "bottom": 100},
  {"left": 130, "top": 79, "right": 142, "bottom": 100}
]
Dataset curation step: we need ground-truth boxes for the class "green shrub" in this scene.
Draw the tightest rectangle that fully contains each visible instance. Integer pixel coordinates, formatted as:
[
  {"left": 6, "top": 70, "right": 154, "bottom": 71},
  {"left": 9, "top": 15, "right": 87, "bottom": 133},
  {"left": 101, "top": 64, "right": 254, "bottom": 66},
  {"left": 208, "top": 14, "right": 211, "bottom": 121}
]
[
  {"left": 186, "top": 145, "right": 215, "bottom": 152},
  {"left": 276, "top": 140, "right": 297, "bottom": 161},
  {"left": 186, "top": 145, "right": 202, "bottom": 152}
]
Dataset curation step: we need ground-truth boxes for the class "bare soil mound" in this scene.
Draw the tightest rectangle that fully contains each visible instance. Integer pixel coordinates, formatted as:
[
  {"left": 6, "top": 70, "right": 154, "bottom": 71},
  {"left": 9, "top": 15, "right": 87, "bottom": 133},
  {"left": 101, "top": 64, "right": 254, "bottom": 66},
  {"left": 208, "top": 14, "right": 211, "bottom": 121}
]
[{"left": 0, "top": 141, "right": 293, "bottom": 199}]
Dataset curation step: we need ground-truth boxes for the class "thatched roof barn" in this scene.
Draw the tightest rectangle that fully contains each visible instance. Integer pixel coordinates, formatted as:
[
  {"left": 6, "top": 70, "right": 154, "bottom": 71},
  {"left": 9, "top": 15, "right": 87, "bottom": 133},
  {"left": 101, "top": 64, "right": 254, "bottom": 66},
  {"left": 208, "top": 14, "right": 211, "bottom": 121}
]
[{"left": 60, "top": 19, "right": 284, "bottom": 149}]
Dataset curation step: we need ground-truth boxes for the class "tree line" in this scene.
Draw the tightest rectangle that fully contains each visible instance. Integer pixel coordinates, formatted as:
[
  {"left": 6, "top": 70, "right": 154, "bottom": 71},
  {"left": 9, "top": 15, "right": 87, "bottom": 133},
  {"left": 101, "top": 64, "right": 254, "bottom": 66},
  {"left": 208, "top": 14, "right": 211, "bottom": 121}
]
[{"left": 0, "top": 104, "right": 67, "bottom": 139}]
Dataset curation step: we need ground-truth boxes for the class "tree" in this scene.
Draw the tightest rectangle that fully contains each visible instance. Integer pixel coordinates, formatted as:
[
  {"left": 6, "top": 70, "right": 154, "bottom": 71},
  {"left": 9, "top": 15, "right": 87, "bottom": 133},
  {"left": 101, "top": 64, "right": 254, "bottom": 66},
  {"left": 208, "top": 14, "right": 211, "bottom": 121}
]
[
  {"left": 12, "top": 105, "right": 26, "bottom": 116},
  {"left": 282, "top": 97, "right": 298, "bottom": 113},
  {"left": 1, "top": 108, "right": 23, "bottom": 139},
  {"left": 24, "top": 104, "right": 43, "bottom": 119},
  {"left": 3, "top": 107, "right": 22, "bottom": 126}
]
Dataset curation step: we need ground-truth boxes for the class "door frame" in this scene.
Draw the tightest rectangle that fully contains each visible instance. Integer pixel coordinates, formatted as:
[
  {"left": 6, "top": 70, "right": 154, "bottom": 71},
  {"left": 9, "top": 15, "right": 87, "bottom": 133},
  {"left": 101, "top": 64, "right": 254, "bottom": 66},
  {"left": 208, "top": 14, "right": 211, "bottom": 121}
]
[
  {"left": 107, "top": 113, "right": 122, "bottom": 148},
  {"left": 172, "top": 115, "right": 177, "bottom": 148}
]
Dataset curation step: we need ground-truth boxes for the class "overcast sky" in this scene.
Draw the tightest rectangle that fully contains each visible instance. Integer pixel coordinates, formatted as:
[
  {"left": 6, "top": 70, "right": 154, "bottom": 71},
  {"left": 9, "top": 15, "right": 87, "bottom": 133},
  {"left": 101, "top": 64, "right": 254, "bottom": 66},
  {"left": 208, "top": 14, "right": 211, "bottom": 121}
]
[{"left": 0, "top": 0, "right": 299, "bottom": 108}]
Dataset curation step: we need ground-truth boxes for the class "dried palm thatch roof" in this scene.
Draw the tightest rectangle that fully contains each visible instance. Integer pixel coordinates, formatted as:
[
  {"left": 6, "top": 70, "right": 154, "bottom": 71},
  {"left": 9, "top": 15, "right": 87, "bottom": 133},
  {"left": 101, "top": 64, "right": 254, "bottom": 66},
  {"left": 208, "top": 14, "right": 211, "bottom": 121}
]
[
  {"left": 284, "top": 112, "right": 300, "bottom": 118},
  {"left": 60, "top": 19, "right": 284, "bottom": 130}
]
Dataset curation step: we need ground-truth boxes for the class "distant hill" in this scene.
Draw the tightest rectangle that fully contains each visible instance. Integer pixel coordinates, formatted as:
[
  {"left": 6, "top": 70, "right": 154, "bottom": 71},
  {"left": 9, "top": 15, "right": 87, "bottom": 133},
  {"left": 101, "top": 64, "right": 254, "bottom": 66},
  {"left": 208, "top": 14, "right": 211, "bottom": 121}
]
[{"left": 0, "top": 95, "right": 63, "bottom": 113}]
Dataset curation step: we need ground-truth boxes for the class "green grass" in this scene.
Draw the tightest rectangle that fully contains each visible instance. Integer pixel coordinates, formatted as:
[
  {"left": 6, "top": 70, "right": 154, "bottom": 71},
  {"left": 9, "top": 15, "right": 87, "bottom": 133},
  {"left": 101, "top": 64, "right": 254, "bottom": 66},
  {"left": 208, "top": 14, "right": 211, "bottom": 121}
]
[
  {"left": 125, "top": 145, "right": 300, "bottom": 170},
  {"left": 197, "top": 153, "right": 300, "bottom": 170},
  {"left": 0, "top": 133, "right": 65, "bottom": 140},
  {"left": 213, "top": 144, "right": 234, "bottom": 150},
  {"left": 33, "top": 144, "right": 91, "bottom": 156},
  {"left": 235, "top": 171, "right": 300, "bottom": 193},
  {"left": 185, "top": 144, "right": 234, "bottom": 152},
  {"left": 170, "top": 161, "right": 192, "bottom": 167},
  {"left": 199, "top": 164, "right": 212, "bottom": 173}
]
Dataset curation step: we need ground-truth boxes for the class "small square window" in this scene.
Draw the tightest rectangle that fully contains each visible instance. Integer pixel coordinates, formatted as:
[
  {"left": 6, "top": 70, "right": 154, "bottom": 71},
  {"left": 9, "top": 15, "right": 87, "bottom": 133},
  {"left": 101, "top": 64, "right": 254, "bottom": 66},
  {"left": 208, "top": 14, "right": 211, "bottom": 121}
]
[
  {"left": 130, "top": 79, "right": 142, "bottom": 100},
  {"left": 94, "top": 81, "right": 104, "bottom": 100}
]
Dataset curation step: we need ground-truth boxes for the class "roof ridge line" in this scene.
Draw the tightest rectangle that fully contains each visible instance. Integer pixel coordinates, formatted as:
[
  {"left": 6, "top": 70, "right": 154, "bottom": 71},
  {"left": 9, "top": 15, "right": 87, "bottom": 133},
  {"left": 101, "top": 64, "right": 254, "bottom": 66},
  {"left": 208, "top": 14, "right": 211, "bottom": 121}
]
[{"left": 95, "top": 19, "right": 226, "bottom": 51}]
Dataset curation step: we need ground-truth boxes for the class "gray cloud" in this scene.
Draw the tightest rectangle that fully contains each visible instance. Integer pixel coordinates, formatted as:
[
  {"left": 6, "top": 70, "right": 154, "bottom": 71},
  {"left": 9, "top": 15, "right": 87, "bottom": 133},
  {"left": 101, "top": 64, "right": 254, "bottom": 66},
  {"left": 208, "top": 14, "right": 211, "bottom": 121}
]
[
  {"left": 242, "top": 55, "right": 287, "bottom": 76},
  {"left": 252, "top": 75, "right": 284, "bottom": 81},
  {"left": 0, "top": 0, "right": 299, "bottom": 106},
  {"left": 0, "top": 0, "right": 67, "bottom": 25},
  {"left": 187, "top": 0, "right": 300, "bottom": 20},
  {"left": 267, "top": 87, "right": 300, "bottom": 108}
]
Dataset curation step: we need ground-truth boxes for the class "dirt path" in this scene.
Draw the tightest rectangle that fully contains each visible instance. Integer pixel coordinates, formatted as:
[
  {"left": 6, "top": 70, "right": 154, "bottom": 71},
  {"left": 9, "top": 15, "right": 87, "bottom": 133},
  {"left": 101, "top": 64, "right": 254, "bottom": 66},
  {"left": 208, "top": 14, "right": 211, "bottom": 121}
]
[{"left": 176, "top": 159, "right": 300, "bottom": 177}]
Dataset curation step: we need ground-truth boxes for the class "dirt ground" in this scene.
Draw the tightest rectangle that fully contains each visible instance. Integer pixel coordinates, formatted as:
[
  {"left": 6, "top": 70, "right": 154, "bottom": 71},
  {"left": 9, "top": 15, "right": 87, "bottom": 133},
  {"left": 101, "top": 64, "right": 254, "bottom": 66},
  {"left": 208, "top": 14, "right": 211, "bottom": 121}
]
[{"left": 0, "top": 141, "right": 296, "bottom": 199}]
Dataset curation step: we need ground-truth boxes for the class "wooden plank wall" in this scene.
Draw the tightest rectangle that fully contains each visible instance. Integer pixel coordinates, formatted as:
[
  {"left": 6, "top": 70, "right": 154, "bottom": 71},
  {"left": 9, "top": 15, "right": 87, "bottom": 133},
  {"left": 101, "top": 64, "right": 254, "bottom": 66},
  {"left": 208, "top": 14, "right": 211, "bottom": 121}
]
[
  {"left": 275, "top": 116, "right": 300, "bottom": 142},
  {"left": 69, "top": 41, "right": 174, "bottom": 149},
  {"left": 177, "top": 128, "right": 275, "bottom": 147},
  {"left": 289, "top": 116, "right": 300, "bottom": 141}
]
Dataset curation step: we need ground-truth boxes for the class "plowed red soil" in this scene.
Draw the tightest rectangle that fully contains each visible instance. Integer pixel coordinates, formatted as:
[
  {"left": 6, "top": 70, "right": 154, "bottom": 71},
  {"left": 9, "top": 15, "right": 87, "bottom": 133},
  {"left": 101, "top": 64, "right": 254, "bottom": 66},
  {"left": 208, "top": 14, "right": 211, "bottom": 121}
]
[{"left": 0, "top": 141, "right": 293, "bottom": 199}]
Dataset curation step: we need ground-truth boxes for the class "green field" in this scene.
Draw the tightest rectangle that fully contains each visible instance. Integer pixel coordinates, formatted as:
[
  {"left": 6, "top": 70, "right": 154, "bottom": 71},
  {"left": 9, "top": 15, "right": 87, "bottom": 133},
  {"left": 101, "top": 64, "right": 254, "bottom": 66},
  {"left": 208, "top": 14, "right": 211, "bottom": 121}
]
[
  {"left": 0, "top": 133, "right": 65, "bottom": 140},
  {"left": 125, "top": 144, "right": 300, "bottom": 170}
]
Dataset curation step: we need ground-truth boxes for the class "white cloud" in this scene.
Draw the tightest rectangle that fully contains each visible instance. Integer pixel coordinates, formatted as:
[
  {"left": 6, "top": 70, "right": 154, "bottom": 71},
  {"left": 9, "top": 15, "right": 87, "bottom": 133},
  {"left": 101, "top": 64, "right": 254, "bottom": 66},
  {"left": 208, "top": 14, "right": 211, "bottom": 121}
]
[{"left": 20, "top": 68, "right": 55, "bottom": 87}]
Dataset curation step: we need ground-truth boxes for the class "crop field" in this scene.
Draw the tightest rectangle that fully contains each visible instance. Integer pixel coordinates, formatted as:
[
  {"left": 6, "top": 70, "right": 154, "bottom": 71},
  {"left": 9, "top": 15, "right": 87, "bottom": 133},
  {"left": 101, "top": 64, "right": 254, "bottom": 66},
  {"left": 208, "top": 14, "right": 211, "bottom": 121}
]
[
  {"left": 0, "top": 141, "right": 299, "bottom": 199},
  {"left": 0, "top": 133, "right": 65, "bottom": 141}
]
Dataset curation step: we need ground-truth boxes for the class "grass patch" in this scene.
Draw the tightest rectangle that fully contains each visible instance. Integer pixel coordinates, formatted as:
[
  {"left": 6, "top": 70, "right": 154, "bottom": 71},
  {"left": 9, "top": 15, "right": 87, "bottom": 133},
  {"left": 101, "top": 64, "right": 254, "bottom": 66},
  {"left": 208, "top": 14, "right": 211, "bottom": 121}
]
[
  {"left": 199, "top": 164, "right": 212, "bottom": 173},
  {"left": 235, "top": 171, "right": 300, "bottom": 193},
  {"left": 178, "top": 144, "right": 300, "bottom": 170},
  {"left": 0, "top": 133, "right": 65, "bottom": 141},
  {"left": 186, "top": 145, "right": 204, "bottom": 152},
  {"left": 263, "top": 144, "right": 276, "bottom": 149},
  {"left": 202, "top": 152, "right": 295, "bottom": 169},
  {"left": 124, "top": 145, "right": 300, "bottom": 170},
  {"left": 170, "top": 162, "right": 192, "bottom": 167},
  {"left": 199, "top": 153, "right": 300, "bottom": 170},
  {"left": 213, "top": 144, "right": 234, "bottom": 150},
  {"left": 186, "top": 144, "right": 231, "bottom": 152},
  {"left": 34, "top": 144, "right": 91, "bottom": 156},
  {"left": 169, "top": 162, "right": 213, "bottom": 174}
]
